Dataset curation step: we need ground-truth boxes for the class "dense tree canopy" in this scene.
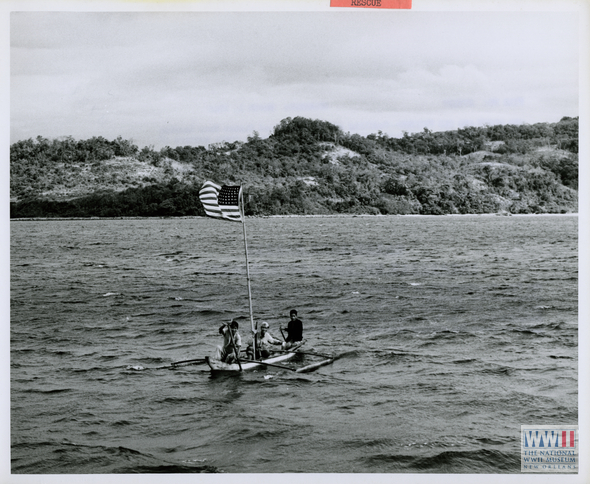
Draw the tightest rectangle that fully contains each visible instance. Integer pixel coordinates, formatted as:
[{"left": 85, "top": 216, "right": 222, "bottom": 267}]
[{"left": 10, "top": 117, "right": 578, "bottom": 218}]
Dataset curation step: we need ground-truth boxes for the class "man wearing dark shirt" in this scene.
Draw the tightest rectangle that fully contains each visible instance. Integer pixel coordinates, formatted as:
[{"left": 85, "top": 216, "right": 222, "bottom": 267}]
[{"left": 282, "top": 309, "right": 303, "bottom": 349}]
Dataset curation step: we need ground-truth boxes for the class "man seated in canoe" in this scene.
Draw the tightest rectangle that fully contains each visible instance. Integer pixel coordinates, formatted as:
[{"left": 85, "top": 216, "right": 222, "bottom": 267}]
[
  {"left": 216, "top": 320, "right": 242, "bottom": 364},
  {"left": 246, "top": 321, "right": 282, "bottom": 360},
  {"left": 281, "top": 309, "right": 303, "bottom": 350}
]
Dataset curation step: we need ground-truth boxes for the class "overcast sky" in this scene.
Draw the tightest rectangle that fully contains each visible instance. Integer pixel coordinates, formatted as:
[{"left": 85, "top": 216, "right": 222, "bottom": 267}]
[{"left": 10, "top": 10, "right": 579, "bottom": 149}]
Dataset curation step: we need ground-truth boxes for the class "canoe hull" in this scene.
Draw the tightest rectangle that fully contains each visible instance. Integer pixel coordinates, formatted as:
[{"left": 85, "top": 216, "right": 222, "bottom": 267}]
[{"left": 205, "top": 351, "right": 297, "bottom": 372}]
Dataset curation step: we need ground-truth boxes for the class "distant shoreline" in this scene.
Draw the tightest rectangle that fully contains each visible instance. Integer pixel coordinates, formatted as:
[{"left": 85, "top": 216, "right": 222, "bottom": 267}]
[{"left": 9, "top": 213, "right": 579, "bottom": 222}]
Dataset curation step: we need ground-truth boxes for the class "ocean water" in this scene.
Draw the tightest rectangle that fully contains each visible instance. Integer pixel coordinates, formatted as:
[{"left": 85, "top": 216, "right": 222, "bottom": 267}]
[{"left": 10, "top": 215, "right": 578, "bottom": 474}]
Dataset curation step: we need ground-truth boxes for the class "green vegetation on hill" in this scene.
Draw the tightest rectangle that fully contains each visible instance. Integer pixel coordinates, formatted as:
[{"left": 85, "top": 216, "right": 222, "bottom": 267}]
[{"left": 10, "top": 116, "right": 578, "bottom": 218}]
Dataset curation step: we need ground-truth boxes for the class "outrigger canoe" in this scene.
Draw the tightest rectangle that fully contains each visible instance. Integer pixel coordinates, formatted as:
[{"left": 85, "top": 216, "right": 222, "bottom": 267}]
[
  {"left": 205, "top": 349, "right": 299, "bottom": 372},
  {"left": 206, "top": 341, "right": 305, "bottom": 372},
  {"left": 197, "top": 182, "right": 335, "bottom": 375}
]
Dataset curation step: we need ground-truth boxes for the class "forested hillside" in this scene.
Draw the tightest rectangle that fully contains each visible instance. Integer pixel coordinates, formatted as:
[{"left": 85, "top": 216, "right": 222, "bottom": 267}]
[{"left": 10, "top": 116, "right": 578, "bottom": 218}]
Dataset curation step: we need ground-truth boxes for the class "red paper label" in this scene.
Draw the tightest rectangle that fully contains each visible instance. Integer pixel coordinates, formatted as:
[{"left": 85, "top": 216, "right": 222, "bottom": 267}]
[{"left": 330, "top": 0, "right": 411, "bottom": 8}]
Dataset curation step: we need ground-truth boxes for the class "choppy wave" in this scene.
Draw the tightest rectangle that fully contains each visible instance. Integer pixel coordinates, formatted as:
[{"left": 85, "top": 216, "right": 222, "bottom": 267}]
[
  {"left": 11, "top": 216, "right": 578, "bottom": 474},
  {"left": 359, "top": 448, "right": 519, "bottom": 473},
  {"left": 11, "top": 441, "right": 220, "bottom": 474}
]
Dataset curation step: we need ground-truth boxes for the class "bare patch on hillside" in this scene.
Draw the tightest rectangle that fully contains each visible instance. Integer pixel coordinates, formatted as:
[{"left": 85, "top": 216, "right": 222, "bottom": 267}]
[
  {"left": 478, "top": 161, "right": 518, "bottom": 168},
  {"left": 535, "top": 146, "right": 573, "bottom": 158},
  {"left": 320, "top": 143, "right": 358, "bottom": 165},
  {"left": 35, "top": 156, "right": 197, "bottom": 202},
  {"left": 462, "top": 151, "right": 501, "bottom": 161},
  {"left": 297, "top": 176, "right": 318, "bottom": 186}
]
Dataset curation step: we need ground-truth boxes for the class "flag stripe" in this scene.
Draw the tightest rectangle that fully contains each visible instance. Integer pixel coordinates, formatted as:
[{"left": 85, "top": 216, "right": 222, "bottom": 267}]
[{"left": 199, "top": 181, "right": 243, "bottom": 222}]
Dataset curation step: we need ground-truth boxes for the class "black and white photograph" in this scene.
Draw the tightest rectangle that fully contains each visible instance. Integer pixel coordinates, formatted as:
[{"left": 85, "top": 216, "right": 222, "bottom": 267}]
[{"left": 4, "top": 0, "right": 588, "bottom": 481}]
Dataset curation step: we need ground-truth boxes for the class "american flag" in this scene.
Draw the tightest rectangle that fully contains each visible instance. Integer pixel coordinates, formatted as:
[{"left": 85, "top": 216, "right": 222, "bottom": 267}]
[{"left": 199, "top": 181, "right": 243, "bottom": 222}]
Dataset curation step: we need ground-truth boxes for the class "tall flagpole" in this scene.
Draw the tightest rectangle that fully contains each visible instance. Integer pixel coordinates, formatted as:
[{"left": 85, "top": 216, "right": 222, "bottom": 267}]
[{"left": 240, "top": 189, "right": 256, "bottom": 358}]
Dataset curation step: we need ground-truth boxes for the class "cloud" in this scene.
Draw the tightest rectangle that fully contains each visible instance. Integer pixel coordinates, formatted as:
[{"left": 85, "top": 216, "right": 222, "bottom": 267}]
[{"left": 10, "top": 11, "right": 579, "bottom": 148}]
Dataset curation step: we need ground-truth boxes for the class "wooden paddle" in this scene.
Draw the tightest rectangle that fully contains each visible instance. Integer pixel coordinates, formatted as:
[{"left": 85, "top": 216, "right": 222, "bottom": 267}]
[{"left": 226, "top": 323, "right": 243, "bottom": 371}]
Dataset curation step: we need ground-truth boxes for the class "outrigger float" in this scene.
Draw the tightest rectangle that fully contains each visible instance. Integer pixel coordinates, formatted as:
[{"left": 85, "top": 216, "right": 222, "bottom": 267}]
[{"left": 198, "top": 181, "right": 336, "bottom": 375}]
